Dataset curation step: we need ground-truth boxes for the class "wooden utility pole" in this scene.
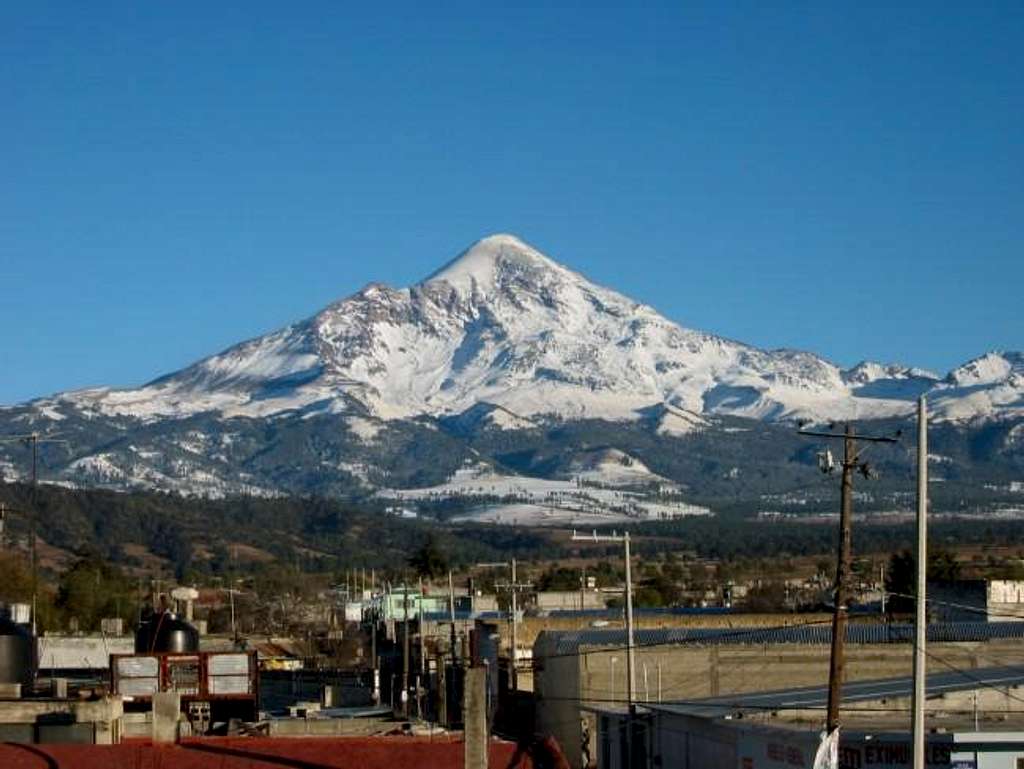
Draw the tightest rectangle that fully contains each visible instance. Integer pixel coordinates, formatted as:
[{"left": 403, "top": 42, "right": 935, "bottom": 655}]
[
  {"left": 798, "top": 422, "right": 898, "bottom": 737},
  {"left": 826, "top": 425, "right": 855, "bottom": 734}
]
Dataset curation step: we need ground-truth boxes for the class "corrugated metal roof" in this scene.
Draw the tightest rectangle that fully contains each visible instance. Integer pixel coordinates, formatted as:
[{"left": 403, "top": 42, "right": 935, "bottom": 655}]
[
  {"left": 540, "top": 621, "right": 1024, "bottom": 656},
  {"left": 541, "top": 607, "right": 733, "bottom": 619},
  {"left": 421, "top": 611, "right": 506, "bottom": 621},
  {"left": 647, "top": 664, "right": 1024, "bottom": 719}
]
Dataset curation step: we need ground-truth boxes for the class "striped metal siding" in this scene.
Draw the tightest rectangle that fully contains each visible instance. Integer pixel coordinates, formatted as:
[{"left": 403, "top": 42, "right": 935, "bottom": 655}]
[{"left": 547, "top": 622, "right": 1024, "bottom": 656}]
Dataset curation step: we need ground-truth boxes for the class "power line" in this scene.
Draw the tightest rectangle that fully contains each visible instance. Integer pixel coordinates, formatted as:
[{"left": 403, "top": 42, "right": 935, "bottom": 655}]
[
  {"left": 886, "top": 591, "right": 1024, "bottom": 622},
  {"left": 797, "top": 421, "right": 899, "bottom": 737},
  {"left": 537, "top": 691, "right": 1024, "bottom": 715},
  {"left": 536, "top": 617, "right": 837, "bottom": 663},
  {"left": 920, "top": 651, "right": 1024, "bottom": 710}
]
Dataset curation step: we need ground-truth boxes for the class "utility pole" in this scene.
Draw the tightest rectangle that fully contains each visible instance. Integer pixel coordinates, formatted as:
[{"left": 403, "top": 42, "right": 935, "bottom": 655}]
[
  {"left": 371, "top": 590, "right": 379, "bottom": 704},
  {"left": 798, "top": 422, "right": 898, "bottom": 739},
  {"left": 572, "top": 530, "right": 637, "bottom": 767},
  {"left": 880, "top": 562, "right": 887, "bottom": 617},
  {"left": 494, "top": 558, "right": 532, "bottom": 692},
  {"left": 418, "top": 576, "right": 426, "bottom": 719},
  {"left": 510, "top": 559, "right": 518, "bottom": 692},
  {"left": 573, "top": 530, "right": 635, "bottom": 704},
  {"left": 0, "top": 432, "right": 69, "bottom": 634},
  {"left": 402, "top": 580, "right": 410, "bottom": 717},
  {"left": 624, "top": 534, "right": 635, "bottom": 707},
  {"left": 580, "top": 566, "right": 586, "bottom": 612},
  {"left": 448, "top": 570, "right": 458, "bottom": 664},
  {"left": 419, "top": 576, "right": 426, "bottom": 674},
  {"left": 912, "top": 396, "right": 929, "bottom": 769}
]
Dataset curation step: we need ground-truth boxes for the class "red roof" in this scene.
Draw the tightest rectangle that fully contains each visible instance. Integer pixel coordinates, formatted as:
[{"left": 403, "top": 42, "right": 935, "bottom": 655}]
[{"left": 0, "top": 736, "right": 537, "bottom": 769}]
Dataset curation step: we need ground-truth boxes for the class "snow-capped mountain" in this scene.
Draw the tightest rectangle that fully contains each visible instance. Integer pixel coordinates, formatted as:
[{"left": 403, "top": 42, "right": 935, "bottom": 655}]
[
  {"left": 19, "top": 234, "right": 1024, "bottom": 426},
  {"left": 1, "top": 234, "right": 1022, "bottom": 501}
]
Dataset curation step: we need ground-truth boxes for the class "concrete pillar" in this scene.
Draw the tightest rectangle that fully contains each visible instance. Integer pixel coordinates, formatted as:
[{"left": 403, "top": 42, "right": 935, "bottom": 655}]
[
  {"left": 464, "top": 667, "right": 488, "bottom": 769},
  {"left": 322, "top": 685, "right": 341, "bottom": 708},
  {"left": 151, "top": 692, "right": 180, "bottom": 743},
  {"left": 438, "top": 664, "right": 448, "bottom": 727},
  {"left": 76, "top": 696, "right": 124, "bottom": 745}
]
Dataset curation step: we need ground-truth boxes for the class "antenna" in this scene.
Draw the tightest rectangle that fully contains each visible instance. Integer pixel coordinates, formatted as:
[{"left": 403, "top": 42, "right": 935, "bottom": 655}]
[{"left": 0, "top": 432, "right": 71, "bottom": 633}]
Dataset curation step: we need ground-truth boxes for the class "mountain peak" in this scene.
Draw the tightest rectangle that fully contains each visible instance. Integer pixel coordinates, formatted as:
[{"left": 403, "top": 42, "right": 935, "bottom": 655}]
[
  {"left": 947, "top": 351, "right": 1024, "bottom": 386},
  {"left": 419, "top": 234, "right": 565, "bottom": 293}
]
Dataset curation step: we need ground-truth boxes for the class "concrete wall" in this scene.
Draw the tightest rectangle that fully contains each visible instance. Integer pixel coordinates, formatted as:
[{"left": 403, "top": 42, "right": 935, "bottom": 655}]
[
  {"left": 599, "top": 709, "right": 915, "bottom": 769},
  {"left": 989, "top": 580, "right": 1024, "bottom": 622},
  {"left": 929, "top": 580, "right": 1024, "bottom": 622},
  {"left": 267, "top": 717, "right": 395, "bottom": 737},
  {"left": 534, "top": 633, "right": 584, "bottom": 768},
  {"left": 598, "top": 709, "right": 1024, "bottom": 769},
  {"left": 0, "top": 696, "right": 124, "bottom": 744},
  {"left": 577, "top": 639, "right": 1024, "bottom": 704},
  {"left": 536, "top": 637, "right": 1024, "bottom": 769},
  {"left": 520, "top": 613, "right": 832, "bottom": 654},
  {"left": 37, "top": 635, "right": 134, "bottom": 671},
  {"left": 535, "top": 592, "right": 606, "bottom": 611}
]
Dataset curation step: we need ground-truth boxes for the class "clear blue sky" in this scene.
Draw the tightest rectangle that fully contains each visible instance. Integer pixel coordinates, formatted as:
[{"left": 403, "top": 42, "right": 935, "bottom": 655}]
[{"left": 2, "top": 2, "right": 1021, "bottom": 404}]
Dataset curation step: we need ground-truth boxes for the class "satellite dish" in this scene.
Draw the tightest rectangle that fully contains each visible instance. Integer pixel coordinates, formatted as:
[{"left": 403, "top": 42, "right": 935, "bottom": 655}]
[{"left": 170, "top": 586, "right": 200, "bottom": 602}]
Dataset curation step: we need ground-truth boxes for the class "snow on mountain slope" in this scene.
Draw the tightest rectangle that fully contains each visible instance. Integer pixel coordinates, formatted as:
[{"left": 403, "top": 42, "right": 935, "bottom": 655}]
[
  {"left": 22, "top": 234, "right": 1024, "bottom": 425},
  {"left": 928, "top": 352, "right": 1024, "bottom": 420},
  {"left": 378, "top": 459, "right": 705, "bottom": 527},
  {"left": 555, "top": 448, "right": 676, "bottom": 488}
]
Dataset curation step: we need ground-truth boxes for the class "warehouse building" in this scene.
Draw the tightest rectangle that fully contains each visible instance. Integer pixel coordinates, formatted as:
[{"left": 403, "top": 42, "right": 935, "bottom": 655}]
[
  {"left": 594, "top": 664, "right": 1024, "bottom": 768},
  {"left": 533, "top": 622, "right": 1024, "bottom": 768}
]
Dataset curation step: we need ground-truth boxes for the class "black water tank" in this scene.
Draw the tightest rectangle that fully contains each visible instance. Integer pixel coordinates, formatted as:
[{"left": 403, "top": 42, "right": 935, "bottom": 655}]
[
  {"left": 135, "top": 611, "right": 199, "bottom": 653},
  {"left": 0, "top": 615, "right": 36, "bottom": 689}
]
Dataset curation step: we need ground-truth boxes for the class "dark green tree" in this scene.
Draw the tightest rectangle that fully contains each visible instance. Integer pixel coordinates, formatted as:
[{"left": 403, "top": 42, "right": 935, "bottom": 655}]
[
  {"left": 55, "top": 556, "right": 138, "bottom": 632},
  {"left": 885, "top": 550, "right": 915, "bottom": 613},
  {"left": 408, "top": 533, "right": 450, "bottom": 579},
  {"left": 537, "top": 566, "right": 583, "bottom": 592},
  {"left": 886, "top": 548, "right": 963, "bottom": 614}
]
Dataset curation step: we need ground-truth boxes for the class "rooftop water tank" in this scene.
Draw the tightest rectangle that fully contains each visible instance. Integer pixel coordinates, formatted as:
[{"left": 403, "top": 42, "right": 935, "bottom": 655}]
[
  {"left": 135, "top": 611, "right": 200, "bottom": 654},
  {"left": 0, "top": 609, "right": 36, "bottom": 689}
]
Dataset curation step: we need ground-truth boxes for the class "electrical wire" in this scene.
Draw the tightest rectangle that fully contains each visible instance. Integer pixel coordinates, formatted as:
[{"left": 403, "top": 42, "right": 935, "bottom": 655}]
[
  {"left": 885, "top": 590, "right": 1024, "bottom": 622},
  {"left": 536, "top": 691, "right": 1024, "bottom": 715},
  {"left": 920, "top": 648, "right": 1024, "bottom": 709},
  {"left": 535, "top": 617, "right": 836, "bottom": 663}
]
